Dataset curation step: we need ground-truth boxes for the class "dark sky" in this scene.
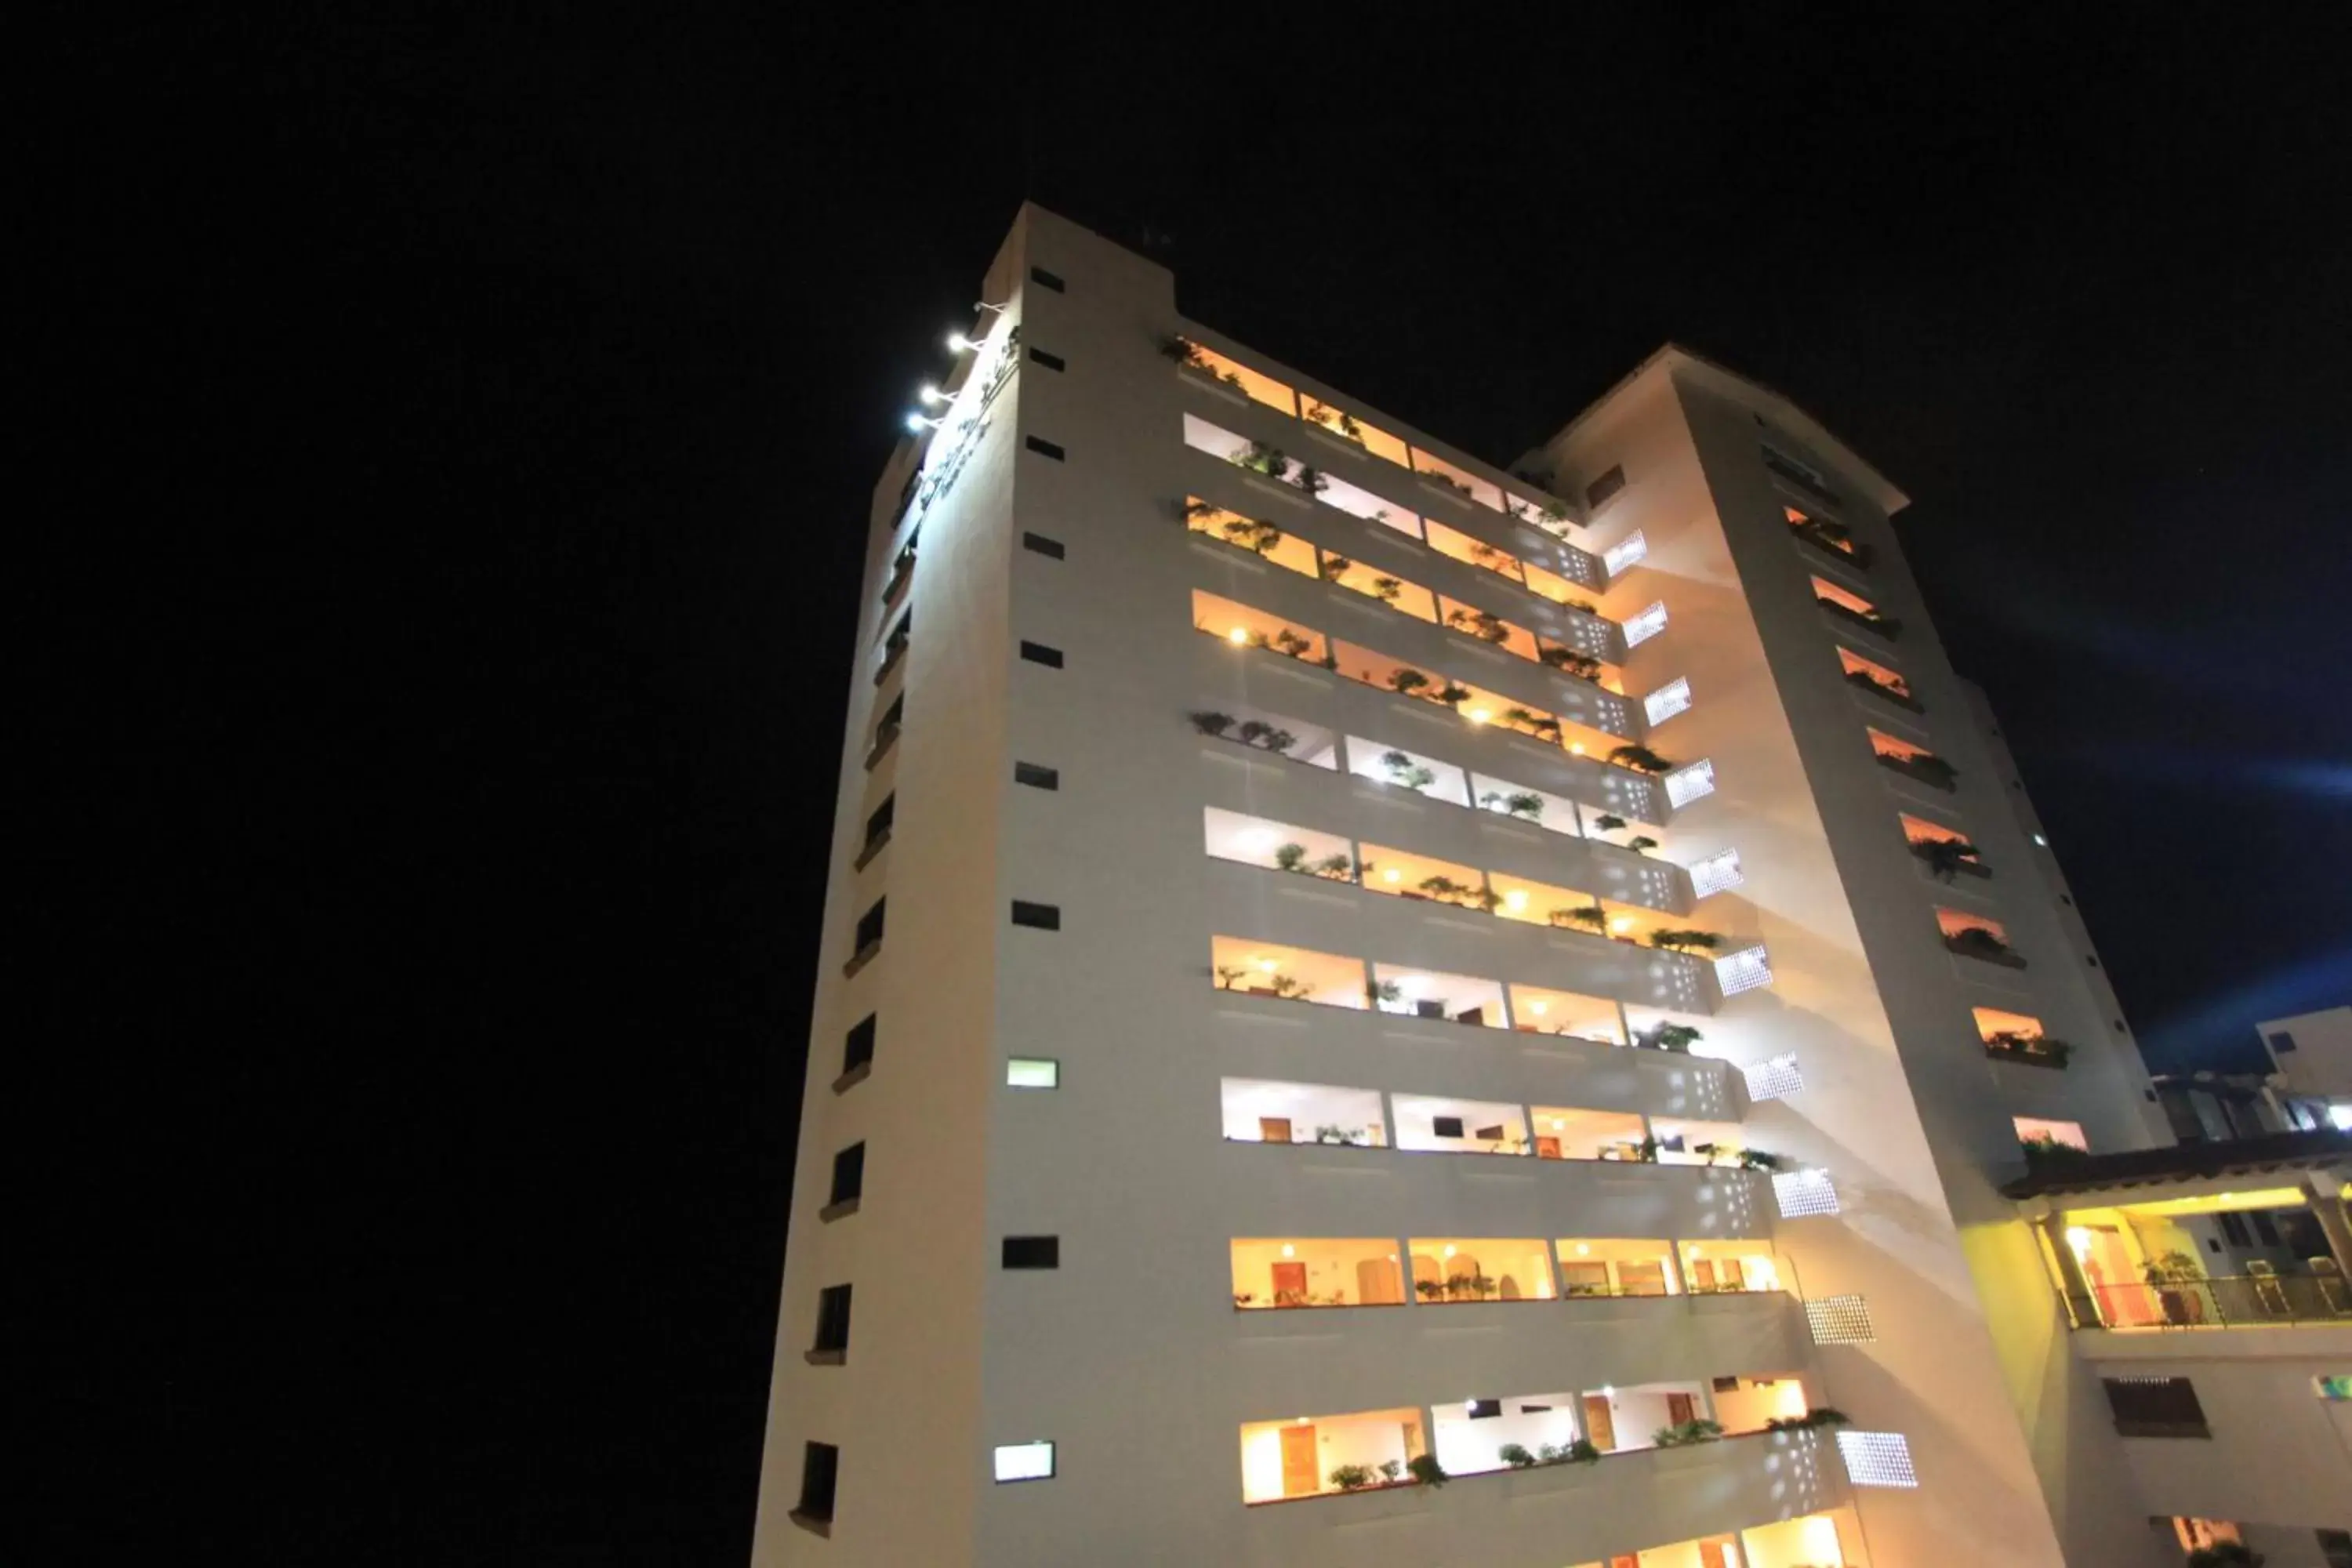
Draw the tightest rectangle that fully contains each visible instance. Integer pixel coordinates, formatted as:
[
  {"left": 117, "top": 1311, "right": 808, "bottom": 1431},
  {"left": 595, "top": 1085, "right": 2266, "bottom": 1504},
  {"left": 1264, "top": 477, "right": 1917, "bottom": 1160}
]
[{"left": 49, "top": 10, "right": 2350, "bottom": 1565}]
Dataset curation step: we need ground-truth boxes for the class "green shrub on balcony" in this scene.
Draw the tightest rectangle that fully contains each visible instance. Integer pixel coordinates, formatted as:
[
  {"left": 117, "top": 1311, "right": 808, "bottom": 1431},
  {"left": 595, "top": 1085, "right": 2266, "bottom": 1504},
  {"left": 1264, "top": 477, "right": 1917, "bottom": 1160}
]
[
  {"left": 1653, "top": 1418, "right": 1725, "bottom": 1446},
  {"left": 1610, "top": 744, "right": 1674, "bottom": 775},
  {"left": 1550, "top": 903, "right": 1609, "bottom": 933},
  {"left": 1380, "top": 750, "right": 1436, "bottom": 790},
  {"left": 1541, "top": 644, "right": 1603, "bottom": 681},
  {"left": 1945, "top": 926, "right": 2026, "bottom": 967},
  {"left": 1844, "top": 666, "right": 1921, "bottom": 711},
  {"left": 1985, "top": 1031, "right": 2071, "bottom": 1067},
  {"left": 1406, "top": 1454, "right": 1449, "bottom": 1487},
  {"left": 1648, "top": 928, "right": 1722, "bottom": 954},
  {"left": 1188, "top": 710, "right": 1236, "bottom": 737},
  {"left": 1912, "top": 837, "right": 1983, "bottom": 880},
  {"left": 1328, "top": 1463, "right": 1377, "bottom": 1491},
  {"left": 1765, "top": 1407, "right": 1851, "bottom": 1432},
  {"left": 1634, "top": 1022, "right": 1703, "bottom": 1052},
  {"left": 1879, "top": 748, "right": 1958, "bottom": 789},
  {"left": 1447, "top": 607, "right": 1511, "bottom": 643},
  {"left": 1479, "top": 789, "right": 1544, "bottom": 821},
  {"left": 1235, "top": 720, "right": 1298, "bottom": 753}
]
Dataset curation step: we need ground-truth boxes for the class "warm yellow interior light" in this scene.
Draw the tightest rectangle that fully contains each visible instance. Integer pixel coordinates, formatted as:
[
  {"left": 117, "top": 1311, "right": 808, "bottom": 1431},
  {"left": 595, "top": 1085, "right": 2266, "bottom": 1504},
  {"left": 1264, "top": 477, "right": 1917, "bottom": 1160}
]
[
  {"left": 1570, "top": 742, "right": 1586, "bottom": 755},
  {"left": 1529, "top": 1000, "right": 1548, "bottom": 1015},
  {"left": 1279, "top": 1243, "right": 1295, "bottom": 1258},
  {"left": 1504, "top": 890, "right": 1528, "bottom": 911},
  {"left": 1609, "top": 916, "right": 1634, "bottom": 933},
  {"left": 1443, "top": 1244, "right": 1457, "bottom": 1258},
  {"left": 1255, "top": 957, "right": 1277, "bottom": 972},
  {"left": 1227, "top": 626, "right": 1247, "bottom": 644},
  {"left": 1574, "top": 1243, "right": 1590, "bottom": 1256},
  {"left": 1383, "top": 868, "right": 1401, "bottom": 884},
  {"left": 1467, "top": 708, "right": 1491, "bottom": 724}
]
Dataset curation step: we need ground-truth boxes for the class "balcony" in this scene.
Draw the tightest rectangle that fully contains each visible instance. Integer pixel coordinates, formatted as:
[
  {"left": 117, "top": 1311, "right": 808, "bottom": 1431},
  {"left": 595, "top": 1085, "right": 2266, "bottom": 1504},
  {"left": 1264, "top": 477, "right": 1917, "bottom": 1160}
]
[
  {"left": 1872, "top": 728, "right": 1957, "bottom": 792},
  {"left": 2083, "top": 1274, "right": 2352, "bottom": 1328},
  {"left": 1188, "top": 634, "right": 1674, "bottom": 826},
  {"left": 1785, "top": 505, "right": 1870, "bottom": 568},
  {"left": 1837, "top": 648, "right": 1919, "bottom": 713},
  {"left": 1232, "top": 1238, "right": 1408, "bottom": 1310},
  {"left": 1940, "top": 909, "right": 2027, "bottom": 969},
  {"left": 1812, "top": 576, "right": 1900, "bottom": 641},
  {"left": 1903, "top": 815, "right": 1987, "bottom": 880},
  {"left": 1975, "top": 1006, "right": 2071, "bottom": 1069}
]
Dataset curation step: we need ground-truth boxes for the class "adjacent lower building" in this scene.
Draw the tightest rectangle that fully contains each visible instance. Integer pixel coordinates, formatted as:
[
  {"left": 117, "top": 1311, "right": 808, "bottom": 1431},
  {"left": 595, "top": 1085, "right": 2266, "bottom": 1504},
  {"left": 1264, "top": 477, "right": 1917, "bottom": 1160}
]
[{"left": 750, "top": 203, "right": 2344, "bottom": 1565}]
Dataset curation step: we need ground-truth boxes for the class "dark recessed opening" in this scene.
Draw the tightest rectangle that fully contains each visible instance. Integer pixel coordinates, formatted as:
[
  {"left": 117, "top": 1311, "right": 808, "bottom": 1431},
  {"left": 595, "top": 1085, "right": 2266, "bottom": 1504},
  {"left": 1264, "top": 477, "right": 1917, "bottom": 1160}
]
[
  {"left": 1029, "top": 266, "right": 1065, "bottom": 292},
  {"left": 1027, "top": 347, "right": 1065, "bottom": 372},
  {"left": 1018, "top": 641, "right": 1064, "bottom": 668},
  {"left": 1022, "top": 531, "right": 1065, "bottom": 559},
  {"left": 1003, "top": 1236, "right": 1059, "bottom": 1269},
  {"left": 1014, "top": 762, "right": 1059, "bottom": 790},
  {"left": 1011, "top": 901, "right": 1061, "bottom": 930},
  {"left": 1025, "top": 436, "right": 1065, "bottom": 461}
]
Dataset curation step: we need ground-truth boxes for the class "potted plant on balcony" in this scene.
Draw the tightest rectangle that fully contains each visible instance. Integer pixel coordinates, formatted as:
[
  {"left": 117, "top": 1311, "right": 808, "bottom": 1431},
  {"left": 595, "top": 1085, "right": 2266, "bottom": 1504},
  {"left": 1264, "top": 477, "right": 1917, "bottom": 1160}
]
[
  {"left": 1540, "top": 644, "right": 1603, "bottom": 681},
  {"left": 1985, "top": 1030, "right": 2072, "bottom": 1067},
  {"left": 1945, "top": 925, "right": 2026, "bottom": 967},
  {"left": 1912, "top": 836, "right": 1983, "bottom": 880},
  {"left": 1765, "top": 1407, "right": 1851, "bottom": 1432},
  {"left": 1230, "top": 441, "right": 1293, "bottom": 481},
  {"left": 1158, "top": 334, "right": 1208, "bottom": 367},
  {"left": 1542, "top": 1439, "right": 1601, "bottom": 1465},
  {"left": 1881, "top": 749, "right": 1958, "bottom": 789},
  {"left": 1369, "top": 575, "right": 1404, "bottom": 604},
  {"left": 1187, "top": 710, "right": 1236, "bottom": 738},
  {"left": 1447, "top": 607, "right": 1511, "bottom": 643},
  {"left": 1609, "top": 744, "right": 1673, "bottom": 775},
  {"left": 1380, "top": 750, "right": 1437, "bottom": 790},
  {"left": 1735, "top": 1149, "right": 1784, "bottom": 1171},
  {"left": 2143, "top": 1250, "right": 2208, "bottom": 1326},
  {"left": 1236, "top": 720, "right": 1299, "bottom": 753},
  {"left": 2187, "top": 1543, "right": 2263, "bottom": 1567},
  {"left": 1843, "top": 666, "right": 1920, "bottom": 711},
  {"left": 1406, "top": 1454, "right": 1450, "bottom": 1488},
  {"left": 1479, "top": 789, "right": 1544, "bottom": 821},
  {"left": 1653, "top": 1418, "right": 1725, "bottom": 1446},
  {"left": 1649, "top": 929, "right": 1723, "bottom": 954},
  {"left": 1219, "top": 517, "right": 1285, "bottom": 554},
  {"left": 1312, "top": 853, "right": 1357, "bottom": 881},
  {"left": 1305, "top": 399, "right": 1363, "bottom": 442},
  {"left": 1497, "top": 706, "right": 1562, "bottom": 742},
  {"left": 1419, "top": 469, "right": 1473, "bottom": 499},
  {"left": 1414, "top": 1279, "right": 1448, "bottom": 1301},
  {"left": 1625, "top": 835, "right": 1658, "bottom": 853},
  {"left": 1367, "top": 978, "right": 1403, "bottom": 1007},
  {"left": 1386, "top": 667, "right": 1432, "bottom": 699},
  {"left": 1329, "top": 1463, "right": 1377, "bottom": 1491},
  {"left": 1633, "top": 1022, "right": 1702, "bottom": 1052},
  {"left": 1499, "top": 1443, "right": 1538, "bottom": 1468},
  {"left": 1434, "top": 681, "right": 1473, "bottom": 706},
  {"left": 1550, "top": 903, "right": 1609, "bottom": 934},
  {"left": 1314, "top": 1124, "right": 1366, "bottom": 1146}
]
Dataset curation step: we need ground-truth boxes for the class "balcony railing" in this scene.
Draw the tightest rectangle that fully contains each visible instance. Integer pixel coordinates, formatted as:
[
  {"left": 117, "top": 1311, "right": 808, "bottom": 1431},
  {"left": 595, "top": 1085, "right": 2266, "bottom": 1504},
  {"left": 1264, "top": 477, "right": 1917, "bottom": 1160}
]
[{"left": 2079, "top": 1274, "right": 2352, "bottom": 1330}]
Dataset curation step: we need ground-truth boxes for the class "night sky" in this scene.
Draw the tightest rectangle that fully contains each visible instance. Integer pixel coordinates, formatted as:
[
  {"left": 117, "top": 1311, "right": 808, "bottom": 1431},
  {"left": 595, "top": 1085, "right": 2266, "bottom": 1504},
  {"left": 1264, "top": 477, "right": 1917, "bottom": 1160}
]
[{"left": 51, "top": 12, "right": 2350, "bottom": 1564}]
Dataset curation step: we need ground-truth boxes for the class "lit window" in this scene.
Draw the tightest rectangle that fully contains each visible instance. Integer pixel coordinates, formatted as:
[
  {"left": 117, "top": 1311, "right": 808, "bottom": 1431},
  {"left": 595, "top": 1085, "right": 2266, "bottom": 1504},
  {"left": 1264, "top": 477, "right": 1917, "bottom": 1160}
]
[
  {"left": 993, "top": 1441, "right": 1056, "bottom": 1483},
  {"left": 1773, "top": 1168, "right": 1840, "bottom": 1218},
  {"left": 2013, "top": 1116, "right": 2086, "bottom": 1150},
  {"left": 1714, "top": 946, "right": 1773, "bottom": 996},
  {"left": 1663, "top": 757, "right": 1716, "bottom": 808},
  {"left": 1623, "top": 600, "right": 1668, "bottom": 647},
  {"left": 1007, "top": 1058, "right": 1059, "bottom": 1090},
  {"left": 1743, "top": 1053, "right": 1802, "bottom": 1102},
  {"left": 1688, "top": 848, "right": 1744, "bottom": 899},
  {"left": 1602, "top": 530, "right": 1648, "bottom": 575},
  {"left": 1806, "top": 1294, "right": 1875, "bottom": 1344},
  {"left": 1642, "top": 677, "right": 1692, "bottom": 725},
  {"left": 1835, "top": 1430, "right": 1918, "bottom": 1487}
]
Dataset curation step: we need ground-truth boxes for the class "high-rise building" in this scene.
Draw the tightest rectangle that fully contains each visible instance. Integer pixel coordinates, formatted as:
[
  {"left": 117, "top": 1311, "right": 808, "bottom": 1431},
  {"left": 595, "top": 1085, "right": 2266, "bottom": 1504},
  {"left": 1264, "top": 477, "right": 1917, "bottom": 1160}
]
[{"left": 751, "top": 204, "right": 2349, "bottom": 1566}]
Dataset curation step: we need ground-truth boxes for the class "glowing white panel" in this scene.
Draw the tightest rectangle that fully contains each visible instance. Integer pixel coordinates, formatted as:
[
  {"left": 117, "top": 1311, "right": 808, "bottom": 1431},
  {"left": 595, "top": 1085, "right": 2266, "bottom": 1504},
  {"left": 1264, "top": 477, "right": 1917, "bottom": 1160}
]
[
  {"left": 1602, "top": 530, "right": 1648, "bottom": 575},
  {"left": 1714, "top": 946, "right": 1773, "bottom": 996},
  {"left": 1806, "top": 1294, "right": 1874, "bottom": 1344},
  {"left": 1835, "top": 1431, "right": 1918, "bottom": 1488},
  {"left": 993, "top": 1441, "right": 1056, "bottom": 1483},
  {"left": 1642, "top": 677, "right": 1692, "bottom": 726},
  {"left": 1742, "top": 1051, "right": 1802, "bottom": 1102},
  {"left": 1688, "top": 848, "right": 1744, "bottom": 900},
  {"left": 1773, "top": 1168, "right": 1840, "bottom": 1218},
  {"left": 1663, "top": 758, "right": 1716, "bottom": 809},
  {"left": 1622, "top": 599, "right": 1668, "bottom": 648},
  {"left": 1007, "top": 1058, "right": 1059, "bottom": 1089}
]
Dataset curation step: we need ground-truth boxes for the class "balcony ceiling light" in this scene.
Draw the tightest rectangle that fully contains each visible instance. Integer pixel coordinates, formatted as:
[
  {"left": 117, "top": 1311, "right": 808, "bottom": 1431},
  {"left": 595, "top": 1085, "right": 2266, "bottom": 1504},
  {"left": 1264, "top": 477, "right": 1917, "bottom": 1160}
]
[
  {"left": 1574, "top": 1243, "right": 1590, "bottom": 1255},
  {"left": 1443, "top": 1244, "right": 1457, "bottom": 1258},
  {"left": 1383, "top": 868, "right": 1401, "bottom": 884},
  {"left": 1255, "top": 958, "right": 1277, "bottom": 972},
  {"left": 918, "top": 383, "right": 949, "bottom": 405},
  {"left": 904, "top": 412, "right": 943, "bottom": 434},
  {"left": 1467, "top": 708, "right": 1491, "bottom": 724},
  {"left": 1529, "top": 1000, "right": 1548, "bottom": 1015},
  {"left": 1570, "top": 742, "right": 1587, "bottom": 755},
  {"left": 1504, "top": 890, "right": 1528, "bottom": 911},
  {"left": 946, "top": 331, "right": 979, "bottom": 353},
  {"left": 1610, "top": 916, "right": 1634, "bottom": 933},
  {"left": 1280, "top": 1243, "right": 1295, "bottom": 1258},
  {"left": 1227, "top": 626, "right": 1248, "bottom": 644}
]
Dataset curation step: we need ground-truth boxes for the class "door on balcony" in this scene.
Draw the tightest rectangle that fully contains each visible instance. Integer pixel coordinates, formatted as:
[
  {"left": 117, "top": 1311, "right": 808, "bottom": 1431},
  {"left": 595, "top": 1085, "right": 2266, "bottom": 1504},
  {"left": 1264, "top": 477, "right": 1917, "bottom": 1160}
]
[
  {"left": 1270, "top": 1261, "right": 1307, "bottom": 1303},
  {"left": 1258, "top": 1117, "right": 1292, "bottom": 1143},
  {"left": 1581, "top": 1395, "right": 1617, "bottom": 1452},
  {"left": 1697, "top": 1538, "right": 1730, "bottom": 1568},
  {"left": 1667, "top": 1392, "right": 1698, "bottom": 1425},
  {"left": 1279, "top": 1423, "right": 1319, "bottom": 1497}
]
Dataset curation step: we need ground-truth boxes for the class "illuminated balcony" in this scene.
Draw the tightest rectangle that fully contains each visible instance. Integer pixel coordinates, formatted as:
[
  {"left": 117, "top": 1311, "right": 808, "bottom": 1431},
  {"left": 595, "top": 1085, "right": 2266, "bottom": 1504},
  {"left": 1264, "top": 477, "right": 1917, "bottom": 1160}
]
[
  {"left": 1556, "top": 1237, "right": 1679, "bottom": 1298},
  {"left": 2005, "top": 1137, "right": 2352, "bottom": 1330},
  {"left": 1837, "top": 648, "right": 1919, "bottom": 713},
  {"left": 1974, "top": 1006, "right": 2071, "bottom": 1069},
  {"left": 1812, "top": 575, "right": 1900, "bottom": 640},
  {"left": 1406, "top": 1237, "right": 1557, "bottom": 1304},
  {"left": 1902, "top": 813, "right": 1987, "bottom": 880},
  {"left": 1939, "top": 908, "right": 2027, "bottom": 968},
  {"left": 1220, "top": 1077, "right": 1387, "bottom": 1147},
  {"left": 1873, "top": 728, "right": 1957, "bottom": 792},
  {"left": 1240, "top": 1406, "right": 1428, "bottom": 1504},
  {"left": 1784, "top": 503, "right": 1871, "bottom": 567},
  {"left": 1232, "top": 1238, "right": 1406, "bottom": 1310}
]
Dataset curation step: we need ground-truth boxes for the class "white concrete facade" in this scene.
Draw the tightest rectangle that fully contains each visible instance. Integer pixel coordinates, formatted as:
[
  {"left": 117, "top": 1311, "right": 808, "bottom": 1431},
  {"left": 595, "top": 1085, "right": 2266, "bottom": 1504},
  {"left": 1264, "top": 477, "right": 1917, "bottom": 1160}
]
[{"left": 750, "top": 205, "right": 2230, "bottom": 1566}]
